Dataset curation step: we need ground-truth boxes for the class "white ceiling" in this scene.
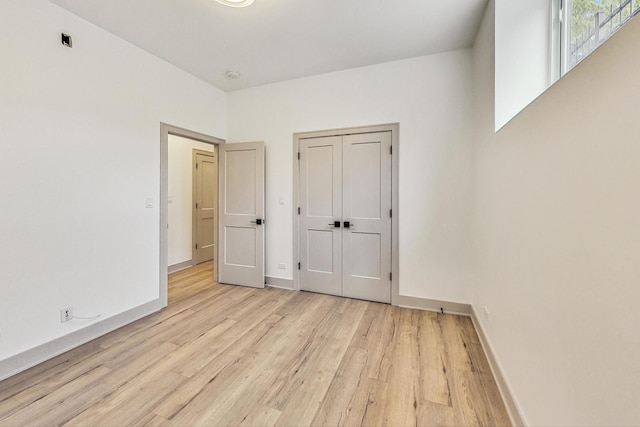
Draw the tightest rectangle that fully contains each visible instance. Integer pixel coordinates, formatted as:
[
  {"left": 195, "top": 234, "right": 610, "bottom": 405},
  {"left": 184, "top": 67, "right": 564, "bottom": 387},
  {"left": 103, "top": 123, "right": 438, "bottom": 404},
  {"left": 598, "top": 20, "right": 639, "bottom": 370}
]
[{"left": 49, "top": 0, "right": 488, "bottom": 92}]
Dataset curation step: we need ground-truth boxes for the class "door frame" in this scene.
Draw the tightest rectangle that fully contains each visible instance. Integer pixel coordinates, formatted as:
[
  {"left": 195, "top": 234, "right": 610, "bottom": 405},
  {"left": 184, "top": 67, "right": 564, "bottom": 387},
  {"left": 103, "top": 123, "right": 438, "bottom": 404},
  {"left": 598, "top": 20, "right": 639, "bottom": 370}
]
[
  {"left": 192, "top": 149, "right": 218, "bottom": 266},
  {"left": 292, "top": 123, "right": 400, "bottom": 305},
  {"left": 160, "top": 123, "right": 225, "bottom": 307}
]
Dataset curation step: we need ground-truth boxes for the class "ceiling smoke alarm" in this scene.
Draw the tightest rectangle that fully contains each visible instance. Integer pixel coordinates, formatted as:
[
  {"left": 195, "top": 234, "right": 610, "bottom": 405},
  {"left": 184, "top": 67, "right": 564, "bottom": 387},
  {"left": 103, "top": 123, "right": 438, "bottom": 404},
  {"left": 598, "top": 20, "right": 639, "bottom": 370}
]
[{"left": 226, "top": 70, "right": 241, "bottom": 79}]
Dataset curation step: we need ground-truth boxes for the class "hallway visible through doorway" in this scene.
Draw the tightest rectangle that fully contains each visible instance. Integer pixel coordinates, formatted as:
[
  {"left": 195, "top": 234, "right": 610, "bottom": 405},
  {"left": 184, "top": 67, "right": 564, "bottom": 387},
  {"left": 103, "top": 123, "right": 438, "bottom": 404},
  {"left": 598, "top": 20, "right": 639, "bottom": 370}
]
[{"left": 168, "top": 261, "right": 215, "bottom": 305}]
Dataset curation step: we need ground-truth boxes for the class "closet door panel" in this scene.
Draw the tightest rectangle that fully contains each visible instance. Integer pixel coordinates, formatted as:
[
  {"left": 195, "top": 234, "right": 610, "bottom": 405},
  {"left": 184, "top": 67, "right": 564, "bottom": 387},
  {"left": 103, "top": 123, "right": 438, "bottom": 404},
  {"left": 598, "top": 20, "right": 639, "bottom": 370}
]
[
  {"left": 299, "top": 136, "right": 343, "bottom": 296},
  {"left": 342, "top": 132, "right": 392, "bottom": 303}
]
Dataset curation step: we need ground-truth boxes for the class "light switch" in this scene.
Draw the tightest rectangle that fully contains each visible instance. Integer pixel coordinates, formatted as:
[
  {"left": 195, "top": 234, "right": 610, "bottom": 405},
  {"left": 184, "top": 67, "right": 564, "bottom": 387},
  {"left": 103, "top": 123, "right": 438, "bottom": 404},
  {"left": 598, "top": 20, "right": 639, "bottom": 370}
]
[
  {"left": 146, "top": 197, "right": 153, "bottom": 208},
  {"left": 279, "top": 196, "right": 284, "bottom": 205},
  {"left": 168, "top": 195, "right": 173, "bottom": 204}
]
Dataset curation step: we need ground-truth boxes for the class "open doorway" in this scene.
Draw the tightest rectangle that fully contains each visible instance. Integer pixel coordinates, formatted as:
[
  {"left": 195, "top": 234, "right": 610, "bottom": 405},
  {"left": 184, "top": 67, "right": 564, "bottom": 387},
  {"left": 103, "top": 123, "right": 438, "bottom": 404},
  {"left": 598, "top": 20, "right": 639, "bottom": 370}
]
[
  {"left": 167, "top": 142, "right": 216, "bottom": 273},
  {"left": 160, "top": 123, "right": 224, "bottom": 307}
]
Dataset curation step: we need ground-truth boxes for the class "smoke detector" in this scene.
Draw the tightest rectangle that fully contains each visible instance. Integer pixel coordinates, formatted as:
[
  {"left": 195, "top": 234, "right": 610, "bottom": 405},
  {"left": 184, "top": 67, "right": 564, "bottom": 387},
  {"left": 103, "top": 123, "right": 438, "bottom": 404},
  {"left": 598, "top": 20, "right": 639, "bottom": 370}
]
[{"left": 226, "top": 70, "right": 242, "bottom": 79}]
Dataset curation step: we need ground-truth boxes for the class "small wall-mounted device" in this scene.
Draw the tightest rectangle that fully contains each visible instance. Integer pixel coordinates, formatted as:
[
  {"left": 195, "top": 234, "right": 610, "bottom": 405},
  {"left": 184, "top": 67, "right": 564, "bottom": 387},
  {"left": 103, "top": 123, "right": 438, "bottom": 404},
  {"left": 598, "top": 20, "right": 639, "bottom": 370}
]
[{"left": 61, "top": 33, "right": 72, "bottom": 48}]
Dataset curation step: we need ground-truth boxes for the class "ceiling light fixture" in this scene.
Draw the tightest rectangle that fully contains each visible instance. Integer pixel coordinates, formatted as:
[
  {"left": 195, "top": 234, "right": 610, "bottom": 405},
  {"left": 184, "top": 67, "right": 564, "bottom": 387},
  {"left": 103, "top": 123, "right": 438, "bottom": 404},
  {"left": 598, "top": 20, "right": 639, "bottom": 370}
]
[
  {"left": 215, "top": 0, "right": 255, "bottom": 7},
  {"left": 226, "top": 70, "right": 241, "bottom": 79}
]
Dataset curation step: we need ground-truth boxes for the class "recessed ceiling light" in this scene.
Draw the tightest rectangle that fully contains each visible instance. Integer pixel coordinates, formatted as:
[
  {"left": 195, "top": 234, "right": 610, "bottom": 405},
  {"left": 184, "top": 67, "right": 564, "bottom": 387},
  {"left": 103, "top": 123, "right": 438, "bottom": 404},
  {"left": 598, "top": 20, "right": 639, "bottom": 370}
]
[
  {"left": 226, "top": 70, "right": 242, "bottom": 79},
  {"left": 215, "top": 0, "right": 255, "bottom": 7}
]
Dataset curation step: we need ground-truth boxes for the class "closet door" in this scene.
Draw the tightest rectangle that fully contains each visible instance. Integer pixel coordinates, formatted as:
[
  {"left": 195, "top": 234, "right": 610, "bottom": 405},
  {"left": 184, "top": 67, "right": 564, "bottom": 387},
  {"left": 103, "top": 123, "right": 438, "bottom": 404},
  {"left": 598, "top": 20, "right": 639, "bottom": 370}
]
[
  {"left": 342, "top": 132, "right": 392, "bottom": 303},
  {"left": 299, "top": 136, "right": 343, "bottom": 296}
]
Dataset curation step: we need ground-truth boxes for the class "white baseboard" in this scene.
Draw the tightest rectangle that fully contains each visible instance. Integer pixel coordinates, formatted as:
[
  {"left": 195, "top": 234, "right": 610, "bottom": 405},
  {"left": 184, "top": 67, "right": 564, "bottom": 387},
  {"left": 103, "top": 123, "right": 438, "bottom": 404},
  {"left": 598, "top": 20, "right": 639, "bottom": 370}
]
[
  {"left": 0, "top": 298, "right": 164, "bottom": 382},
  {"left": 470, "top": 306, "right": 527, "bottom": 426},
  {"left": 396, "top": 294, "right": 471, "bottom": 316},
  {"left": 0, "top": 288, "right": 524, "bottom": 427},
  {"left": 265, "top": 276, "right": 294, "bottom": 290},
  {"left": 168, "top": 259, "right": 193, "bottom": 274}
]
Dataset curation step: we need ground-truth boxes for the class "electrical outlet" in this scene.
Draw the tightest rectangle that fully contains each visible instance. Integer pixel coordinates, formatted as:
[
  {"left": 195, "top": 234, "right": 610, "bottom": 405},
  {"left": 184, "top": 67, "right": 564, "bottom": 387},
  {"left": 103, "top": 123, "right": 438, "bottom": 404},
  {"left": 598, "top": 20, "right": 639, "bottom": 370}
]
[
  {"left": 483, "top": 305, "right": 490, "bottom": 319},
  {"left": 60, "top": 307, "right": 73, "bottom": 323},
  {"left": 278, "top": 263, "right": 286, "bottom": 270}
]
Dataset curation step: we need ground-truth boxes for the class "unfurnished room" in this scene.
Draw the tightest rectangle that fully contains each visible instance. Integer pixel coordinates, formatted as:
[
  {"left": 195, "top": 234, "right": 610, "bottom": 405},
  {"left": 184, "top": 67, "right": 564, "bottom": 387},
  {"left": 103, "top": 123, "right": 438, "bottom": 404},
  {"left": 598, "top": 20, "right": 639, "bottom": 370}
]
[{"left": 1, "top": 1, "right": 639, "bottom": 426}]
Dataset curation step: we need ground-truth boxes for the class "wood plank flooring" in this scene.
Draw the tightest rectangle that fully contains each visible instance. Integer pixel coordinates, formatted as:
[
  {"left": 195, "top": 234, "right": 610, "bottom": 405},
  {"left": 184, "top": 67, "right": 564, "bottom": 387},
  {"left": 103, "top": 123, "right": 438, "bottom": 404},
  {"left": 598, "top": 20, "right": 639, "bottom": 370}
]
[{"left": 0, "top": 262, "right": 511, "bottom": 426}]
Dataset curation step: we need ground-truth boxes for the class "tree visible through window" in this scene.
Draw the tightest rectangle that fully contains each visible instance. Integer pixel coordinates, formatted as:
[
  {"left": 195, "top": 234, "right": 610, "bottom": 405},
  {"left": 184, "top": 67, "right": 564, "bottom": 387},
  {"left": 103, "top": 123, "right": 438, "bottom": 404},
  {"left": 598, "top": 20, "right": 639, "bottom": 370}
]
[{"left": 565, "top": 0, "right": 640, "bottom": 72}]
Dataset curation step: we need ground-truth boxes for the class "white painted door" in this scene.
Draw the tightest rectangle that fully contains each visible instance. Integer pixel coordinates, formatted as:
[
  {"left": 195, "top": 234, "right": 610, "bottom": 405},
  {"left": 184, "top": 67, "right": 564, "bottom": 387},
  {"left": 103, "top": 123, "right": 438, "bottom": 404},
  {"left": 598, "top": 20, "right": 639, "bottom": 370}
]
[
  {"left": 194, "top": 151, "right": 217, "bottom": 265},
  {"left": 299, "top": 136, "right": 343, "bottom": 296},
  {"left": 218, "top": 142, "right": 265, "bottom": 288},
  {"left": 298, "top": 132, "right": 392, "bottom": 303},
  {"left": 342, "top": 132, "right": 392, "bottom": 303}
]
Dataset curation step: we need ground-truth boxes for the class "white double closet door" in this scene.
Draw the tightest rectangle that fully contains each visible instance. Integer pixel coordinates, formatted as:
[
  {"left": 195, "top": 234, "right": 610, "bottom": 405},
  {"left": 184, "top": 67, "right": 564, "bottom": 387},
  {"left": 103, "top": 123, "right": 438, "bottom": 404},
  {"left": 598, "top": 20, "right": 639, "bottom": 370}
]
[{"left": 299, "top": 131, "right": 392, "bottom": 303}]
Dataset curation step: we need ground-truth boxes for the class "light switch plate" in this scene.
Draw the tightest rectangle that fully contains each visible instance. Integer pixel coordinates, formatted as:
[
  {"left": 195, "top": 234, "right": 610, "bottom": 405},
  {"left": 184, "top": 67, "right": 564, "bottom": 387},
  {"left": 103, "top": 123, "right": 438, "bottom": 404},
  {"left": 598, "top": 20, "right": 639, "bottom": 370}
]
[{"left": 146, "top": 197, "right": 153, "bottom": 208}]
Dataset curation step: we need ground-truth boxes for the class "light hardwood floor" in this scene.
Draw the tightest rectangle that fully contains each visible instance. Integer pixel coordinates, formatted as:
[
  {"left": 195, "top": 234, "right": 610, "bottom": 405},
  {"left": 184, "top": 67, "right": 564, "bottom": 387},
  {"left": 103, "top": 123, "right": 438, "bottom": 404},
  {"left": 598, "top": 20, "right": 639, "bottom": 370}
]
[{"left": 0, "top": 262, "right": 511, "bottom": 426}]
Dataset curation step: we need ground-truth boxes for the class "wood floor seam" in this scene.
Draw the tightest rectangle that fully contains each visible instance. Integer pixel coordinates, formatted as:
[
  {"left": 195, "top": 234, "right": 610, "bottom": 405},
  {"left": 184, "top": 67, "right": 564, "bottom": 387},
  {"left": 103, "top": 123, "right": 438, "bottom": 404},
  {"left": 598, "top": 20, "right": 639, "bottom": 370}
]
[{"left": 0, "top": 262, "right": 511, "bottom": 427}]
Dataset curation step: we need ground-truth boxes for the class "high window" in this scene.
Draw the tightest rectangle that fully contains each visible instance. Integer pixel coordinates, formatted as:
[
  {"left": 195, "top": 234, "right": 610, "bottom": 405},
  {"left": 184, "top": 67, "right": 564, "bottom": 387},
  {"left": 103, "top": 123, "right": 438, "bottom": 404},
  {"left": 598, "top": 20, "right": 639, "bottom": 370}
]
[{"left": 559, "top": 0, "right": 640, "bottom": 76}]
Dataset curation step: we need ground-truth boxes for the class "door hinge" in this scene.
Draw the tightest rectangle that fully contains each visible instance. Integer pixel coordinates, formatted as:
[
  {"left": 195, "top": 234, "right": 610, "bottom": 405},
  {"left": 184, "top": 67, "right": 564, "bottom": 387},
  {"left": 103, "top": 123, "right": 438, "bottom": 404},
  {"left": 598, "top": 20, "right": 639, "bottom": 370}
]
[
  {"left": 297, "top": 152, "right": 300, "bottom": 160},
  {"left": 390, "top": 272, "right": 392, "bottom": 281},
  {"left": 196, "top": 163, "right": 199, "bottom": 169},
  {"left": 195, "top": 243, "right": 198, "bottom": 249},
  {"left": 298, "top": 207, "right": 301, "bottom": 215},
  {"left": 298, "top": 262, "right": 301, "bottom": 270},
  {"left": 195, "top": 203, "right": 198, "bottom": 209},
  {"left": 389, "top": 209, "right": 392, "bottom": 218},
  {"left": 390, "top": 146, "right": 392, "bottom": 155}
]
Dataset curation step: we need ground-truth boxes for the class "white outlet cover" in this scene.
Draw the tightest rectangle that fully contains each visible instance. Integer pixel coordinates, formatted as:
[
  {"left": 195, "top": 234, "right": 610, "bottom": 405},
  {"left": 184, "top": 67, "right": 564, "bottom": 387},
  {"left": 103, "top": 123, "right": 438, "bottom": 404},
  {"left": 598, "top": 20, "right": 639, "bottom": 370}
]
[
  {"left": 278, "top": 263, "right": 286, "bottom": 269},
  {"left": 60, "top": 307, "right": 73, "bottom": 323}
]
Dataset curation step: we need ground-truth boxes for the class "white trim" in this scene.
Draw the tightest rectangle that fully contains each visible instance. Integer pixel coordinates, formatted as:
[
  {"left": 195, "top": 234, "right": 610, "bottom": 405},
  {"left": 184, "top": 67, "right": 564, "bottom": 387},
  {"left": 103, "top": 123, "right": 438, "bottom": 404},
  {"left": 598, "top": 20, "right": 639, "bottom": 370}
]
[
  {"left": 265, "top": 276, "right": 294, "bottom": 290},
  {"left": 292, "top": 123, "right": 400, "bottom": 304},
  {"left": 396, "top": 295, "right": 471, "bottom": 316},
  {"left": 0, "top": 299, "right": 163, "bottom": 381},
  {"left": 471, "top": 306, "right": 528, "bottom": 427},
  {"left": 550, "top": 0, "right": 562, "bottom": 84},
  {"left": 168, "top": 259, "right": 193, "bottom": 274}
]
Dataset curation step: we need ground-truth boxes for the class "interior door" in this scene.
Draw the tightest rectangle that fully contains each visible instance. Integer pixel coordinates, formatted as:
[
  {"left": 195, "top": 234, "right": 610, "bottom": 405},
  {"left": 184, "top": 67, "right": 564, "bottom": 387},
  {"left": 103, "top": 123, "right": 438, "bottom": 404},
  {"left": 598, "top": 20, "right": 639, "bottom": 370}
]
[
  {"left": 194, "top": 151, "right": 217, "bottom": 265},
  {"left": 218, "top": 142, "right": 265, "bottom": 288},
  {"left": 299, "top": 136, "right": 343, "bottom": 296},
  {"left": 342, "top": 132, "right": 392, "bottom": 303}
]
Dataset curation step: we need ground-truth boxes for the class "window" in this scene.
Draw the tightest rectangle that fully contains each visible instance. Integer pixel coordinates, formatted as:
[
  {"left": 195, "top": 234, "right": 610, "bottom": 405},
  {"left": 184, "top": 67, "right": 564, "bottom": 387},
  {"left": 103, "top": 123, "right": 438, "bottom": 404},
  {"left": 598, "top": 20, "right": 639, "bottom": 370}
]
[{"left": 559, "top": 0, "right": 640, "bottom": 76}]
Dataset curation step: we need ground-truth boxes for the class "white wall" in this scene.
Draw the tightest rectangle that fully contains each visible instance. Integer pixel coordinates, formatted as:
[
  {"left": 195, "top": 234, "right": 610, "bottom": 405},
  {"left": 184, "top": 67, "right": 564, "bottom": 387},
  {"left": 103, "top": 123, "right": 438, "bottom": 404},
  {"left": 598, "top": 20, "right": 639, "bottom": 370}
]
[
  {"left": 167, "top": 135, "right": 215, "bottom": 267},
  {"left": 228, "top": 52, "right": 475, "bottom": 302},
  {"left": 473, "top": 2, "right": 640, "bottom": 424},
  {"left": 495, "top": 0, "right": 551, "bottom": 130},
  {"left": 0, "top": 0, "right": 226, "bottom": 364}
]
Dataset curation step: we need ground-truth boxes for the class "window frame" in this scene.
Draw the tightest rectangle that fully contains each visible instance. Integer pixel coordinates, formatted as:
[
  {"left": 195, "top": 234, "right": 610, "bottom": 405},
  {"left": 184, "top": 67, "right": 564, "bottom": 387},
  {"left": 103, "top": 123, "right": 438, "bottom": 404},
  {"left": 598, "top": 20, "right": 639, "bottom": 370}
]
[{"left": 553, "top": 0, "right": 640, "bottom": 81}]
